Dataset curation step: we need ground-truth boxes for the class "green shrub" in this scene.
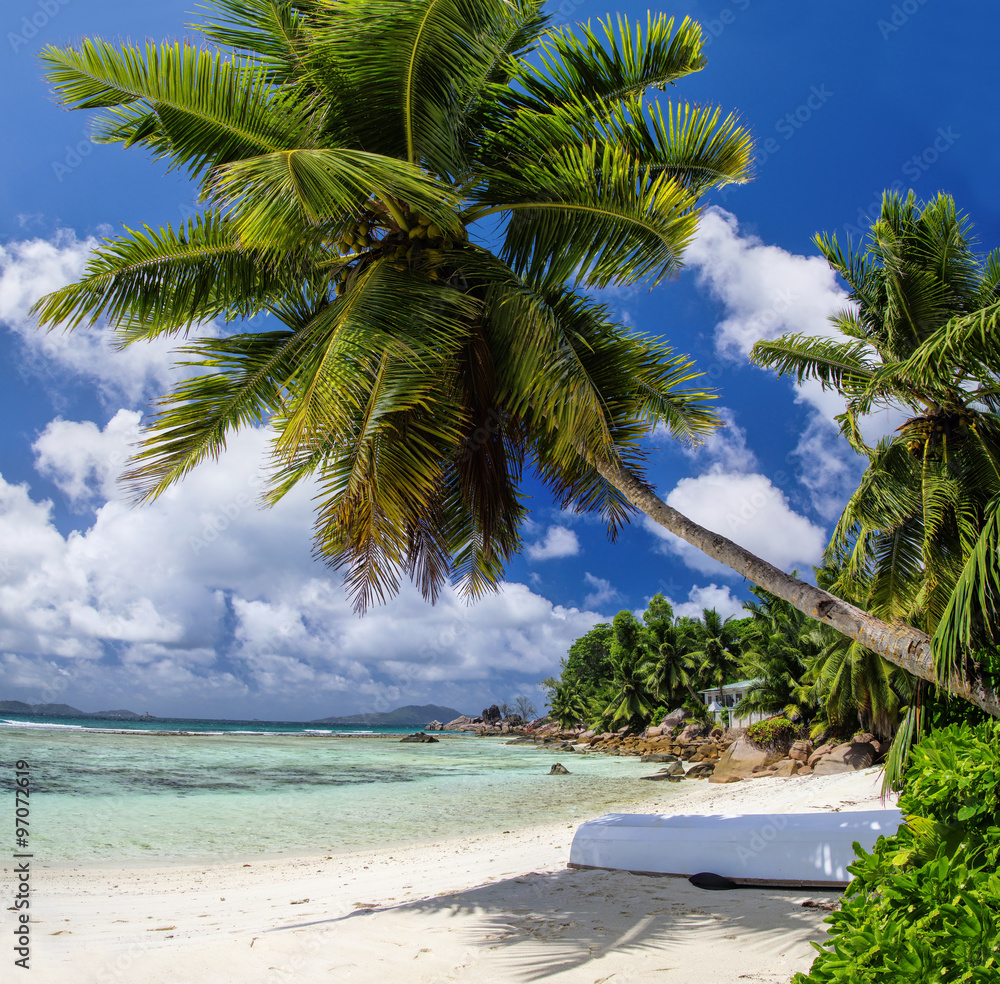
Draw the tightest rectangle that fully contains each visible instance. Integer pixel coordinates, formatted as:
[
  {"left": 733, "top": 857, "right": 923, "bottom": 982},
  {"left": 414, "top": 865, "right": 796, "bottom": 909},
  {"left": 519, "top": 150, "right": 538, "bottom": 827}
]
[
  {"left": 793, "top": 720, "right": 1000, "bottom": 984},
  {"left": 900, "top": 720, "right": 1000, "bottom": 844},
  {"left": 744, "top": 716, "right": 795, "bottom": 749}
]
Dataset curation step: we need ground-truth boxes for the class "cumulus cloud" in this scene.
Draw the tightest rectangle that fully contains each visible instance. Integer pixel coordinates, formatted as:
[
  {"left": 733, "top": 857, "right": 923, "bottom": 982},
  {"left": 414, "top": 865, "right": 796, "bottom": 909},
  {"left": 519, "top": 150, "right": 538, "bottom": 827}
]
[
  {"left": 526, "top": 524, "right": 580, "bottom": 560},
  {"left": 33, "top": 409, "right": 141, "bottom": 508},
  {"left": 582, "top": 572, "right": 620, "bottom": 610},
  {"left": 659, "top": 407, "right": 758, "bottom": 473},
  {"left": 0, "top": 231, "right": 214, "bottom": 407},
  {"left": 681, "top": 208, "right": 915, "bottom": 521},
  {"left": 666, "top": 583, "right": 747, "bottom": 621},
  {"left": 685, "top": 209, "right": 848, "bottom": 359},
  {"left": 644, "top": 470, "right": 826, "bottom": 577},
  {"left": 791, "top": 415, "right": 867, "bottom": 521},
  {"left": 0, "top": 414, "right": 602, "bottom": 717}
]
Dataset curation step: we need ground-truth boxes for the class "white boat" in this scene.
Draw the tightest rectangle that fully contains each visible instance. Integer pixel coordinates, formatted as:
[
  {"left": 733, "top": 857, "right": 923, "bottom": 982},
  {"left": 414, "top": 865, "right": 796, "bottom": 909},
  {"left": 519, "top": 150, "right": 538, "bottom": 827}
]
[{"left": 568, "top": 810, "right": 903, "bottom": 887}]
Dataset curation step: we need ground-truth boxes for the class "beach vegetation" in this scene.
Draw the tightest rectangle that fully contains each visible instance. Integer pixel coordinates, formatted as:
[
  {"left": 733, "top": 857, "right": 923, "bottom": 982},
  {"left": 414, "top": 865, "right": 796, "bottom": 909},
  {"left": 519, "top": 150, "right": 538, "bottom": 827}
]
[
  {"left": 684, "top": 607, "right": 741, "bottom": 704},
  {"left": 756, "top": 192, "right": 1000, "bottom": 772},
  {"left": 743, "top": 716, "right": 796, "bottom": 750},
  {"left": 794, "top": 720, "right": 1000, "bottom": 983},
  {"left": 601, "top": 611, "right": 659, "bottom": 733}
]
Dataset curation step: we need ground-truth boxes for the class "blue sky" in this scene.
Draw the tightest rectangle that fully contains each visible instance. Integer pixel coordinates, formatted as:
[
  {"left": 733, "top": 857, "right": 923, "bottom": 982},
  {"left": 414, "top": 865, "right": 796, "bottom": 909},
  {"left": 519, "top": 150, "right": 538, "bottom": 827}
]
[{"left": 0, "top": 0, "right": 996, "bottom": 720}]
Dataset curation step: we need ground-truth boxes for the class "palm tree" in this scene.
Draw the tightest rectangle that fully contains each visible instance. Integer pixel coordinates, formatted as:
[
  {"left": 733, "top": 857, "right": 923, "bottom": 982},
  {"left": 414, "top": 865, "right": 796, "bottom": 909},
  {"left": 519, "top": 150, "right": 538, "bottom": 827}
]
[
  {"left": 804, "top": 626, "right": 911, "bottom": 740},
  {"left": 549, "top": 684, "right": 588, "bottom": 730},
  {"left": 601, "top": 610, "right": 657, "bottom": 732},
  {"left": 641, "top": 593, "right": 699, "bottom": 704},
  {"left": 31, "top": 4, "right": 1000, "bottom": 715},
  {"left": 34, "top": 1, "right": 745, "bottom": 609},
  {"left": 797, "top": 565, "right": 913, "bottom": 740},
  {"left": 688, "top": 607, "right": 741, "bottom": 704},
  {"left": 735, "top": 588, "right": 816, "bottom": 722},
  {"left": 753, "top": 191, "right": 1000, "bottom": 709}
]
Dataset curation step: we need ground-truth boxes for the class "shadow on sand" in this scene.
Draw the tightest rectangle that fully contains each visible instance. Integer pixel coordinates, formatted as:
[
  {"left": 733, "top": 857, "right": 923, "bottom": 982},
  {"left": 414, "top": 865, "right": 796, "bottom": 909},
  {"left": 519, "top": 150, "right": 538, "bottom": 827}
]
[{"left": 268, "top": 863, "right": 837, "bottom": 981}]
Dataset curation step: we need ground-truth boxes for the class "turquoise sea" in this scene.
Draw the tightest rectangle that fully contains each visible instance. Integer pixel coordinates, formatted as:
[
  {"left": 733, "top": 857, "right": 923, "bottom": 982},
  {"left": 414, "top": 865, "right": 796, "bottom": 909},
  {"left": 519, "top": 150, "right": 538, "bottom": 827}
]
[{"left": 1, "top": 714, "right": 667, "bottom": 866}]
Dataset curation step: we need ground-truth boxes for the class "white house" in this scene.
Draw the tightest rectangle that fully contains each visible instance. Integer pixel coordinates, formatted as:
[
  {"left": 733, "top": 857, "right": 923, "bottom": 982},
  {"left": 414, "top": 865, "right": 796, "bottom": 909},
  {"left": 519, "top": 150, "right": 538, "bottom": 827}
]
[{"left": 698, "top": 679, "right": 765, "bottom": 729}]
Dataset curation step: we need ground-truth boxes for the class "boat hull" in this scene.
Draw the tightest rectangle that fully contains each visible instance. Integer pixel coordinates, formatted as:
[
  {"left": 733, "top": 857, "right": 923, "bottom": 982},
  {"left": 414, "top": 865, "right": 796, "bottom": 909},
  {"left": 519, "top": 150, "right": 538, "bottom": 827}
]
[{"left": 568, "top": 810, "right": 902, "bottom": 887}]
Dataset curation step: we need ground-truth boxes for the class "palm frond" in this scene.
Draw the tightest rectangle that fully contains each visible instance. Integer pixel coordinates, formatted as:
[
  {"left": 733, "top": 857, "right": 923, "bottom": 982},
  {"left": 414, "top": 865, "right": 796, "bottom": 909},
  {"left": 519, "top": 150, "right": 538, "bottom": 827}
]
[
  {"left": 121, "top": 328, "right": 314, "bottom": 500},
  {"left": 932, "top": 498, "right": 1000, "bottom": 683},
  {"left": 41, "top": 40, "right": 308, "bottom": 182},
  {"left": 30, "top": 212, "right": 298, "bottom": 334},
  {"left": 198, "top": 0, "right": 309, "bottom": 82},
  {"left": 305, "top": 0, "right": 510, "bottom": 176},
  {"left": 212, "top": 147, "right": 462, "bottom": 245},
  {"left": 514, "top": 14, "right": 705, "bottom": 113},
  {"left": 480, "top": 141, "right": 698, "bottom": 288},
  {"left": 751, "top": 333, "right": 875, "bottom": 394}
]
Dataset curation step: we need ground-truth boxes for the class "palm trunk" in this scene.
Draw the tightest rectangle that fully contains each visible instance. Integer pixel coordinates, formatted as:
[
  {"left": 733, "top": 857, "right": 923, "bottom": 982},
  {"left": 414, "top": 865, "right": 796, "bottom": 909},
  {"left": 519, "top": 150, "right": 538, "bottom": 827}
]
[{"left": 591, "top": 454, "right": 1000, "bottom": 719}]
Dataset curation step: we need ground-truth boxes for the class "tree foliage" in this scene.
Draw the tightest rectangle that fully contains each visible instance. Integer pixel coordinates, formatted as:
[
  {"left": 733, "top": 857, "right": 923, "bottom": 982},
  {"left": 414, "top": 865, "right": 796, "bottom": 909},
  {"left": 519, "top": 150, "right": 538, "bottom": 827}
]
[{"left": 34, "top": 0, "right": 751, "bottom": 613}]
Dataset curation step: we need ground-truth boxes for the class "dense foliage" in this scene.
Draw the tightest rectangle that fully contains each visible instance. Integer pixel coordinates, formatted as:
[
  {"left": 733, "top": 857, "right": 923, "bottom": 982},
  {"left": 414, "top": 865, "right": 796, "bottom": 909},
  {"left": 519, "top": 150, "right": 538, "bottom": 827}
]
[
  {"left": 794, "top": 721, "right": 1000, "bottom": 983},
  {"left": 744, "top": 717, "right": 796, "bottom": 749},
  {"left": 544, "top": 583, "right": 920, "bottom": 737},
  {"left": 33, "top": 0, "right": 752, "bottom": 614}
]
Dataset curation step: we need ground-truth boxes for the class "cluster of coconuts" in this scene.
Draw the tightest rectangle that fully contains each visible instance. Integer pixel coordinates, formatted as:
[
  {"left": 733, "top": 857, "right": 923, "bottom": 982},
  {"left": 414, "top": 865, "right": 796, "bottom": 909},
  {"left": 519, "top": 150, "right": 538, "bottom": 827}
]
[
  {"left": 904, "top": 414, "right": 972, "bottom": 456},
  {"left": 331, "top": 209, "right": 468, "bottom": 293}
]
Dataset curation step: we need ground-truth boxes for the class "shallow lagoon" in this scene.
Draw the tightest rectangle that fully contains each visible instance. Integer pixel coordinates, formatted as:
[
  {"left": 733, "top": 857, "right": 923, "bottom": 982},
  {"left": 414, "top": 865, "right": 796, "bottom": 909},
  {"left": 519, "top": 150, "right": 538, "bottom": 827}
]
[{"left": 2, "top": 724, "right": 670, "bottom": 864}]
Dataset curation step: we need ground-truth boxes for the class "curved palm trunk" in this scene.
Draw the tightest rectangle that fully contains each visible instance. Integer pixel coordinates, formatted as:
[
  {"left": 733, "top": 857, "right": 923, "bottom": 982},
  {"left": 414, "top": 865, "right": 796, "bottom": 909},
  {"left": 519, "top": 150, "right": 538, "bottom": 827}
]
[{"left": 590, "top": 454, "right": 1000, "bottom": 719}]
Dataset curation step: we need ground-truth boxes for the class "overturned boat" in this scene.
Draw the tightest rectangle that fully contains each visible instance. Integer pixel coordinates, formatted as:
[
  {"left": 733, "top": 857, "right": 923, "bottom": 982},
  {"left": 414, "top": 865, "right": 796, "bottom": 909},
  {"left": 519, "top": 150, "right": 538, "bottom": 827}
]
[{"left": 569, "top": 810, "right": 903, "bottom": 888}]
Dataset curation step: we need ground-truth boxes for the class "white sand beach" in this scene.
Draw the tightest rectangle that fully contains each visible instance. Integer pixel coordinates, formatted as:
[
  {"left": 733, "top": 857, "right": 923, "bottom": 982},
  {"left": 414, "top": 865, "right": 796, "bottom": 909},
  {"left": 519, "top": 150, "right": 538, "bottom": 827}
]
[{"left": 22, "top": 768, "right": 892, "bottom": 984}]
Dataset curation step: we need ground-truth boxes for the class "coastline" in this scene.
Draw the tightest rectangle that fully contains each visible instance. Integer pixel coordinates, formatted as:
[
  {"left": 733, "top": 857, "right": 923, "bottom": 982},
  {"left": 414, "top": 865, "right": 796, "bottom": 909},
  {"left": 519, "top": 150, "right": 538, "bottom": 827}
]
[{"left": 24, "top": 768, "right": 893, "bottom": 983}]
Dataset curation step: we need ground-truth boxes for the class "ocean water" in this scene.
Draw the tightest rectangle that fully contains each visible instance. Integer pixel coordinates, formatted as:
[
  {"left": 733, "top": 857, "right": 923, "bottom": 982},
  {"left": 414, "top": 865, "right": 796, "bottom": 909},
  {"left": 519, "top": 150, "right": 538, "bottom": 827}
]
[{"left": 1, "top": 715, "right": 670, "bottom": 866}]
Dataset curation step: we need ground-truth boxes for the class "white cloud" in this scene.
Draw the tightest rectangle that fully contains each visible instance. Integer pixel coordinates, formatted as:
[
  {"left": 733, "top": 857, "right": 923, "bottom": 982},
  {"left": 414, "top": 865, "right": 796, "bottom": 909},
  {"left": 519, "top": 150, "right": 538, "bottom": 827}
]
[
  {"left": 791, "top": 414, "right": 866, "bottom": 521},
  {"left": 0, "top": 414, "right": 603, "bottom": 717},
  {"left": 525, "top": 524, "right": 580, "bottom": 560},
  {"left": 685, "top": 211, "right": 912, "bottom": 449},
  {"left": 33, "top": 409, "right": 141, "bottom": 508},
  {"left": 644, "top": 469, "right": 826, "bottom": 577},
  {"left": 667, "top": 583, "right": 746, "bottom": 621},
  {"left": 660, "top": 406, "right": 758, "bottom": 473},
  {"left": 0, "top": 231, "right": 213, "bottom": 407},
  {"left": 685, "top": 208, "right": 849, "bottom": 362},
  {"left": 582, "top": 572, "right": 621, "bottom": 610}
]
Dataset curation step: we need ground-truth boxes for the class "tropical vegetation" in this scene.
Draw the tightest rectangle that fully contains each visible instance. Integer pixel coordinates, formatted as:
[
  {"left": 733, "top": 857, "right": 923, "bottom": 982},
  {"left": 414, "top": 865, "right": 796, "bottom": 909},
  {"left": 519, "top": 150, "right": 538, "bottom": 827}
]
[
  {"left": 30, "top": 0, "right": 1000, "bottom": 716},
  {"left": 31, "top": 6, "right": 1000, "bottom": 978},
  {"left": 793, "top": 720, "right": 1000, "bottom": 984},
  {"left": 755, "top": 192, "right": 1000, "bottom": 762},
  {"left": 542, "top": 580, "right": 925, "bottom": 740},
  {"left": 32, "top": 0, "right": 748, "bottom": 614}
]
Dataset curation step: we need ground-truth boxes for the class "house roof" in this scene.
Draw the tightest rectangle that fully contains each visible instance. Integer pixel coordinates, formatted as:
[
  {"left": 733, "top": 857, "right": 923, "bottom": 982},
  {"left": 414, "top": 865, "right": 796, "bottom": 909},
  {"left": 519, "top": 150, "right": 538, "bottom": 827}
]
[{"left": 698, "top": 679, "right": 759, "bottom": 695}]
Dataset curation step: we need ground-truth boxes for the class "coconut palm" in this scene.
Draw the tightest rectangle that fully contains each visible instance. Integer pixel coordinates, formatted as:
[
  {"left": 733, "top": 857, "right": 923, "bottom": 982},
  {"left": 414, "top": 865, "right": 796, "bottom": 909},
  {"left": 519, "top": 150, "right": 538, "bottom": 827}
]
[
  {"left": 641, "top": 593, "right": 699, "bottom": 704},
  {"left": 734, "top": 588, "right": 817, "bottom": 722},
  {"left": 548, "top": 683, "right": 588, "bottom": 730},
  {"left": 31, "top": 4, "right": 1000, "bottom": 714},
  {"left": 688, "top": 607, "right": 741, "bottom": 703},
  {"left": 804, "top": 627, "right": 912, "bottom": 740},
  {"left": 33, "top": 1, "right": 747, "bottom": 610},
  {"left": 600, "top": 610, "right": 657, "bottom": 732},
  {"left": 752, "top": 191, "right": 1000, "bottom": 700}
]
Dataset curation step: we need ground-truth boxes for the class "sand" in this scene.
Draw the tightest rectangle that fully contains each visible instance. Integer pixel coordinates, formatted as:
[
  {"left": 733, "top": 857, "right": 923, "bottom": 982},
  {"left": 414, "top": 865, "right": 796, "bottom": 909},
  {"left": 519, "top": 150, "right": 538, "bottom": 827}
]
[{"left": 19, "top": 768, "right": 893, "bottom": 983}]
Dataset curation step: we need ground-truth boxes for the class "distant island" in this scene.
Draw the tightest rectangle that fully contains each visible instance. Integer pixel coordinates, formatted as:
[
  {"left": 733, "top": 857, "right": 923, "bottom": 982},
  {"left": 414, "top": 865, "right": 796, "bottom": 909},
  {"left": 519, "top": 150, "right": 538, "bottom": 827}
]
[
  {"left": 0, "top": 700, "right": 150, "bottom": 720},
  {"left": 1, "top": 700, "right": 466, "bottom": 727},
  {"left": 311, "top": 704, "right": 464, "bottom": 727}
]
